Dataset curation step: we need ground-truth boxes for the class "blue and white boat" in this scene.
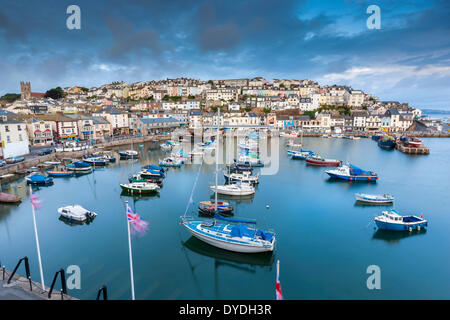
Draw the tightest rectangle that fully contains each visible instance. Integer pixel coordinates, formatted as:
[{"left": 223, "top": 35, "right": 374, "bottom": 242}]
[
  {"left": 181, "top": 214, "right": 275, "bottom": 253},
  {"left": 291, "top": 150, "right": 314, "bottom": 160},
  {"left": 355, "top": 193, "right": 394, "bottom": 204},
  {"left": 374, "top": 210, "right": 428, "bottom": 231},
  {"left": 325, "top": 164, "right": 378, "bottom": 182},
  {"left": 66, "top": 161, "right": 92, "bottom": 172},
  {"left": 142, "top": 164, "right": 165, "bottom": 172},
  {"left": 25, "top": 173, "right": 53, "bottom": 185},
  {"left": 159, "top": 157, "right": 183, "bottom": 168},
  {"left": 140, "top": 168, "right": 164, "bottom": 179},
  {"left": 119, "top": 150, "right": 139, "bottom": 159},
  {"left": 83, "top": 157, "right": 108, "bottom": 166}
]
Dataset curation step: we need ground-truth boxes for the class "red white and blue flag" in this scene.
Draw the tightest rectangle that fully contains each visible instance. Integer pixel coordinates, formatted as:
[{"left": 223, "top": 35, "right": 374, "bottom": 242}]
[
  {"left": 126, "top": 205, "right": 149, "bottom": 236},
  {"left": 30, "top": 190, "right": 41, "bottom": 210},
  {"left": 276, "top": 260, "right": 283, "bottom": 300}
]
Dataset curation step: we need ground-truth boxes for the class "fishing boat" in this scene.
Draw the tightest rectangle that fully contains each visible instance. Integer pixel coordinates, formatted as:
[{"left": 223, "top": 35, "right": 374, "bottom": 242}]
[
  {"left": 355, "top": 193, "right": 394, "bottom": 204},
  {"left": 83, "top": 157, "right": 108, "bottom": 166},
  {"left": 26, "top": 167, "right": 40, "bottom": 173},
  {"left": 325, "top": 164, "right": 378, "bottom": 182},
  {"left": 235, "top": 156, "right": 264, "bottom": 167},
  {"left": 224, "top": 171, "right": 259, "bottom": 184},
  {"left": 374, "top": 210, "right": 428, "bottom": 232},
  {"left": 210, "top": 183, "right": 255, "bottom": 196},
  {"left": 181, "top": 214, "right": 275, "bottom": 253},
  {"left": 405, "top": 137, "right": 422, "bottom": 147},
  {"left": 66, "top": 161, "right": 92, "bottom": 172},
  {"left": 0, "top": 192, "right": 21, "bottom": 203},
  {"left": 159, "top": 157, "right": 183, "bottom": 167},
  {"left": 351, "top": 136, "right": 361, "bottom": 140},
  {"left": 378, "top": 135, "right": 396, "bottom": 149},
  {"left": 120, "top": 181, "right": 160, "bottom": 194},
  {"left": 25, "top": 173, "right": 53, "bottom": 185},
  {"left": 58, "top": 205, "right": 97, "bottom": 222},
  {"left": 305, "top": 155, "right": 341, "bottom": 166},
  {"left": 198, "top": 201, "right": 233, "bottom": 216},
  {"left": 119, "top": 150, "right": 139, "bottom": 159}
]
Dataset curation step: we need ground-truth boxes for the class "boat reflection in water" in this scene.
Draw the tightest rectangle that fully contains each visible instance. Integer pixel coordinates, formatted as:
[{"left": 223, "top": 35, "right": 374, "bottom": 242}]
[
  {"left": 371, "top": 229, "right": 427, "bottom": 244},
  {"left": 181, "top": 235, "right": 275, "bottom": 298},
  {"left": 58, "top": 215, "right": 96, "bottom": 226}
]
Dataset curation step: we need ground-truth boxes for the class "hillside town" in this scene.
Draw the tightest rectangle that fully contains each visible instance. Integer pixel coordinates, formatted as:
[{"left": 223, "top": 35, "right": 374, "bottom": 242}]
[{"left": 0, "top": 77, "right": 448, "bottom": 159}]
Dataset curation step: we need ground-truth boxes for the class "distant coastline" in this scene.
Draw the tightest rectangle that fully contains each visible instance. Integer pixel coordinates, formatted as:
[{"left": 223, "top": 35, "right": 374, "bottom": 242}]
[{"left": 421, "top": 108, "right": 450, "bottom": 115}]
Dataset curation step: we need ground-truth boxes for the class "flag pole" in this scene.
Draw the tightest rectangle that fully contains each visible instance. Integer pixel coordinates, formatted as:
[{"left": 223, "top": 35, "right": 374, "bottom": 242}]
[
  {"left": 30, "top": 185, "right": 45, "bottom": 292},
  {"left": 126, "top": 200, "right": 136, "bottom": 300}
]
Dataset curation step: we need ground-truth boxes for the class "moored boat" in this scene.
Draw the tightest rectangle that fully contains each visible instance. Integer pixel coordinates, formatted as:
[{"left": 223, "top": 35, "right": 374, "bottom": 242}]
[
  {"left": 210, "top": 183, "right": 255, "bottom": 196},
  {"left": 181, "top": 215, "right": 275, "bottom": 253},
  {"left": 25, "top": 173, "right": 53, "bottom": 185},
  {"left": 325, "top": 164, "right": 378, "bottom": 182},
  {"left": 66, "top": 161, "right": 92, "bottom": 172},
  {"left": 120, "top": 182, "right": 160, "bottom": 194},
  {"left": 291, "top": 150, "right": 314, "bottom": 160},
  {"left": 0, "top": 192, "right": 21, "bottom": 203},
  {"left": 305, "top": 155, "right": 341, "bottom": 166},
  {"left": 159, "top": 157, "right": 183, "bottom": 167},
  {"left": 355, "top": 193, "right": 394, "bottom": 204},
  {"left": 405, "top": 137, "right": 422, "bottom": 147},
  {"left": 119, "top": 150, "right": 139, "bottom": 159},
  {"left": 224, "top": 171, "right": 259, "bottom": 184},
  {"left": 46, "top": 168, "right": 73, "bottom": 177},
  {"left": 378, "top": 135, "right": 396, "bottom": 149},
  {"left": 83, "top": 157, "right": 108, "bottom": 166},
  {"left": 374, "top": 209, "right": 427, "bottom": 231},
  {"left": 58, "top": 205, "right": 97, "bottom": 222}
]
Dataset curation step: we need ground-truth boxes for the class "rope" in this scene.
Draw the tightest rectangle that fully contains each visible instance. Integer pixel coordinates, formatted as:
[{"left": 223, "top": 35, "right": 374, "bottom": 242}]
[{"left": 182, "top": 158, "right": 204, "bottom": 219}]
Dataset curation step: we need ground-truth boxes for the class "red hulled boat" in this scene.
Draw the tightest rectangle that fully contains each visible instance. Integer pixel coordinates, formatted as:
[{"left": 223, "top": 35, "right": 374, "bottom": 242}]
[{"left": 306, "top": 155, "right": 341, "bottom": 166}]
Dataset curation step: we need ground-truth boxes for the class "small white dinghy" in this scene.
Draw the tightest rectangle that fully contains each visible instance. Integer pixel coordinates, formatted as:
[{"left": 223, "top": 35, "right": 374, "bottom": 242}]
[
  {"left": 355, "top": 193, "right": 394, "bottom": 204},
  {"left": 58, "top": 205, "right": 98, "bottom": 222}
]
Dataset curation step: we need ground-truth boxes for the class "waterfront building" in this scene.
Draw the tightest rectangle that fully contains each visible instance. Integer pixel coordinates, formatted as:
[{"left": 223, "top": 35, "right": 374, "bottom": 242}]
[
  {"left": 136, "top": 117, "right": 180, "bottom": 135},
  {"left": 92, "top": 116, "right": 112, "bottom": 139},
  {"left": 0, "top": 114, "right": 30, "bottom": 158},
  {"left": 26, "top": 118, "right": 54, "bottom": 145},
  {"left": 352, "top": 111, "right": 368, "bottom": 131}
]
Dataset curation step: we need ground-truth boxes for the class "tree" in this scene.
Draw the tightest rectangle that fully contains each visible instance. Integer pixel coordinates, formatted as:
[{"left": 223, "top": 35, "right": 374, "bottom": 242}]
[
  {"left": 244, "top": 106, "right": 252, "bottom": 112},
  {"left": 0, "top": 93, "right": 21, "bottom": 103},
  {"left": 263, "top": 107, "right": 271, "bottom": 114},
  {"left": 44, "top": 87, "right": 66, "bottom": 99},
  {"left": 303, "top": 111, "right": 316, "bottom": 119}
]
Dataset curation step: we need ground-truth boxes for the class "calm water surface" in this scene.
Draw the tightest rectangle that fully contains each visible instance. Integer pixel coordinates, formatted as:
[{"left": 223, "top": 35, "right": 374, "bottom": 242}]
[{"left": 0, "top": 137, "right": 449, "bottom": 299}]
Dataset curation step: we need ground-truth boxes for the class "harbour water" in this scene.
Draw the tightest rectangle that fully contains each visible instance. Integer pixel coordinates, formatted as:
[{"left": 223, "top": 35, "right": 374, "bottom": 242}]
[{"left": 0, "top": 137, "right": 449, "bottom": 299}]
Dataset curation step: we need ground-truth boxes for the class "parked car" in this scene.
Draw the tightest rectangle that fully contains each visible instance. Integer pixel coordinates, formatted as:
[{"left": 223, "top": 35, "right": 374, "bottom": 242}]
[
  {"left": 5, "top": 156, "right": 25, "bottom": 164},
  {"left": 36, "top": 148, "right": 53, "bottom": 155},
  {"left": 0, "top": 160, "right": 6, "bottom": 167}
]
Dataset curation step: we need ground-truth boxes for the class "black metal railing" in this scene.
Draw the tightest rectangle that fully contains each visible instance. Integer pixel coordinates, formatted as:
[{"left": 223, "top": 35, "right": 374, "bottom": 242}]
[
  {"left": 96, "top": 285, "right": 108, "bottom": 300},
  {"left": 48, "top": 268, "right": 67, "bottom": 299},
  {"left": 7, "top": 256, "right": 32, "bottom": 291}
]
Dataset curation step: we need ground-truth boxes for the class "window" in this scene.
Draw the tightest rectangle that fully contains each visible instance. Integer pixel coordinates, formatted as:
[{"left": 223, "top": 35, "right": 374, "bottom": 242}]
[
  {"left": 18, "top": 125, "right": 21, "bottom": 131},
  {"left": 5, "top": 126, "right": 9, "bottom": 132},
  {"left": 19, "top": 134, "right": 23, "bottom": 141},
  {"left": 6, "top": 136, "right": 11, "bottom": 143}
]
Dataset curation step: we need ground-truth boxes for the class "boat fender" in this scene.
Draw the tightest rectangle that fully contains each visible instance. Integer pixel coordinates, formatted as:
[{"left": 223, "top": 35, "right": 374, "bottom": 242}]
[
  {"left": 418, "top": 226, "right": 421, "bottom": 231},
  {"left": 266, "top": 205, "right": 270, "bottom": 209},
  {"left": 409, "top": 227, "right": 412, "bottom": 232}
]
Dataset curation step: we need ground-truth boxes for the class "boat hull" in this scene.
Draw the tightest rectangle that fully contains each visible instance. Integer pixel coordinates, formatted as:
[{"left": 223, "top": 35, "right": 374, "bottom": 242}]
[
  {"left": 210, "top": 186, "right": 254, "bottom": 196},
  {"left": 326, "top": 172, "right": 378, "bottom": 181},
  {"left": 355, "top": 194, "right": 393, "bottom": 204},
  {"left": 306, "top": 159, "right": 341, "bottom": 166},
  {"left": 183, "top": 222, "right": 274, "bottom": 253},
  {"left": 375, "top": 220, "right": 427, "bottom": 231}
]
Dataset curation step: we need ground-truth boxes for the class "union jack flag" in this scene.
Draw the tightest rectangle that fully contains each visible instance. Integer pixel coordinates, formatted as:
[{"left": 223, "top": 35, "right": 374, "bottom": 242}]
[
  {"left": 126, "top": 205, "right": 149, "bottom": 236},
  {"left": 30, "top": 190, "right": 41, "bottom": 210},
  {"left": 276, "top": 260, "right": 283, "bottom": 300}
]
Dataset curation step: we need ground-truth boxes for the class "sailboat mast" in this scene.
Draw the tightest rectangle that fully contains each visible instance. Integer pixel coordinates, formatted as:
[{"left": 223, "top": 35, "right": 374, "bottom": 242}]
[{"left": 214, "top": 109, "right": 220, "bottom": 213}]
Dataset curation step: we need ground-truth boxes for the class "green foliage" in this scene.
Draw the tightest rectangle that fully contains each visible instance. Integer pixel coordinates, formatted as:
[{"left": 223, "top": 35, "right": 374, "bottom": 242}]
[
  {"left": 244, "top": 106, "right": 252, "bottom": 112},
  {"left": 44, "top": 86, "right": 66, "bottom": 99},
  {"left": 188, "top": 95, "right": 196, "bottom": 99},
  {"left": 362, "top": 105, "right": 368, "bottom": 110},
  {"left": 263, "top": 107, "right": 271, "bottom": 114},
  {"left": 0, "top": 93, "right": 21, "bottom": 103},
  {"left": 81, "top": 87, "right": 89, "bottom": 92},
  {"left": 303, "top": 111, "right": 316, "bottom": 119}
]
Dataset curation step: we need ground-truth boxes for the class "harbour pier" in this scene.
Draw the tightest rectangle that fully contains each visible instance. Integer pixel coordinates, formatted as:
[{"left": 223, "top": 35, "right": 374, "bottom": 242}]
[{"left": 395, "top": 143, "right": 430, "bottom": 155}]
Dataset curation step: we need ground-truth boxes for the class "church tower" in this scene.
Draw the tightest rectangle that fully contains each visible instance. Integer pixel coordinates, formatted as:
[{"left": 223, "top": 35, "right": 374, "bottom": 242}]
[{"left": 20, "top": 81, "right": 31, "bottom": 100}]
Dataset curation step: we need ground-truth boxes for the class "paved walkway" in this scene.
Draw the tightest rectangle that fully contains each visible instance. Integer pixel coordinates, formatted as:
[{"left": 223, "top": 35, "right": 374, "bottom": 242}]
[{"left": 0, "top": 279, "right": 44, "bottom": 300}]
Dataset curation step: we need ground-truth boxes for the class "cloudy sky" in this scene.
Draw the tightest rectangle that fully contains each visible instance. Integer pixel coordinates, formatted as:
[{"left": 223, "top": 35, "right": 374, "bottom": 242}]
[{"left": 0, "top": 0, "right": 449, "bottom": 109}]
